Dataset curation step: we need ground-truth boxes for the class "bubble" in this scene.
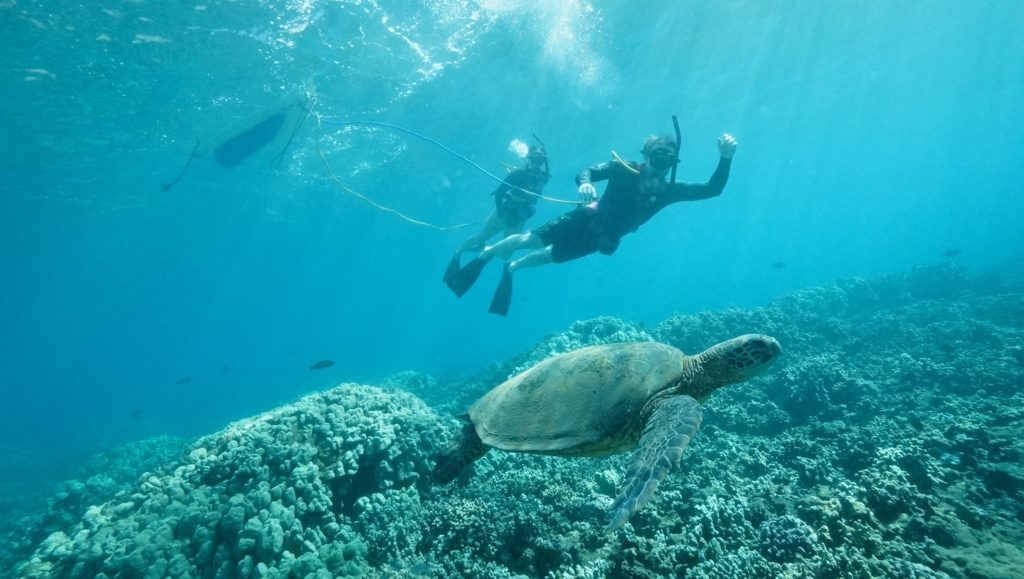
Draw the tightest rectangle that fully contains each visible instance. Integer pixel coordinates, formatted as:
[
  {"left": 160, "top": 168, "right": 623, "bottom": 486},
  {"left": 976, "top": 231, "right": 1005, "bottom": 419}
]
[{"left": 508, "top": 139, "right": 529, "bottom": 158}]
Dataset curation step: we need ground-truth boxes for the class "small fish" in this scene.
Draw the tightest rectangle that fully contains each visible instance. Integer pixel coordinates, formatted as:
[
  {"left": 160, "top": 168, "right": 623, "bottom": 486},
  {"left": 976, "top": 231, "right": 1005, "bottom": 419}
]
[
  {"left": 130, "top": 408, "right": 144, "bottom": 418},
  {"left": 771, "top": 261, "right": 787, "bottom": 269},
  {"left": 943, "top": 248, "right": 962, "bottom": 257},
  {"left": 176, "top": 376, "right": 193, "bottom": 385},
  {"left": 309, "top": 359, "right": 335, "bottom": 370}
]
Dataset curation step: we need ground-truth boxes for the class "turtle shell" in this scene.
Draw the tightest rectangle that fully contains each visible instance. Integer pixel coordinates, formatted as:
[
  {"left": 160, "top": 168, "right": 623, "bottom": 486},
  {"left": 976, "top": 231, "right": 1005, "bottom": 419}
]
[{"left": 468, "top": 342, "right": 688, "bottom": 456}]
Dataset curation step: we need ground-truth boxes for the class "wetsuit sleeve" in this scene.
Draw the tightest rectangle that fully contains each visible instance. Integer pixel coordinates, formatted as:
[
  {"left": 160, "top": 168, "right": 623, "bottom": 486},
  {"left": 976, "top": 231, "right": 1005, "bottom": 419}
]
[
  {"left": 575, "top": 161, "right": 616, "bottom": 186},
  {"left": 668, "top": 157, "right": 732, "bottom": 201}
]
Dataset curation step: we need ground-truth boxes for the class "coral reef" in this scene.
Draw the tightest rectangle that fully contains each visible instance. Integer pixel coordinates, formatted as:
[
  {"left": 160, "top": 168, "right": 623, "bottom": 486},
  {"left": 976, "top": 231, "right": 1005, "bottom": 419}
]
[
  {"left": 11, "top": 264, "right": 1024, "bottom": 578},
  {"left": 16, "top": 386, "right": 447, "bottom": 579},
  {"left": 757, "top": 514, "right": 820, "bottom": 563},
  {"left": 0, "top": 436, "right": 191, "bottom": 577}
]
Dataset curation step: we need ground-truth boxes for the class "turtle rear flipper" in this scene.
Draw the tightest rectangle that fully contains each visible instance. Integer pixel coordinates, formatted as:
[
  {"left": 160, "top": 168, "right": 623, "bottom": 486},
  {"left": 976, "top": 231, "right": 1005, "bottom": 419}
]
[{"left": 605, "top": 395, "right": 702, "bottom": 532}]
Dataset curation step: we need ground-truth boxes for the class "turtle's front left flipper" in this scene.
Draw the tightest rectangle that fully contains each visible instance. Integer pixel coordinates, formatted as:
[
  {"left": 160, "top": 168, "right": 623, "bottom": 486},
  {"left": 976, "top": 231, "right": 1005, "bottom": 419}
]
[
  {"left": 434, "top": 421, "right": 490, "bottom": 484},
  {"left": 605, "top": 395, "right": 702, "bottom": 532}
]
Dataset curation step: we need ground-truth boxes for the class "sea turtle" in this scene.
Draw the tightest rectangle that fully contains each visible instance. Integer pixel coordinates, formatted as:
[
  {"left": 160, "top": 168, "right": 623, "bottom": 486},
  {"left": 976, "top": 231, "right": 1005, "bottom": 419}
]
[{"left": 434, "top": 334, "right": 782, "bottom": 531}]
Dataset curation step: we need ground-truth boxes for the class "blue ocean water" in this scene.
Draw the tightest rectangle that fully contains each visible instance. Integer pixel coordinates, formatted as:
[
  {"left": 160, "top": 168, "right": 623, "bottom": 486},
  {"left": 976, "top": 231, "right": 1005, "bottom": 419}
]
[{"left": 1, "top": 0, "right": 1022, "bottom": 493}]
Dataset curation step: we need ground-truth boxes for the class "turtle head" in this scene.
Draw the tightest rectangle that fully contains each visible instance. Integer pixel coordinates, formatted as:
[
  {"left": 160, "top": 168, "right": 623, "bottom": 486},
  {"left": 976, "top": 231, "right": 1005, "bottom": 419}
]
[{"left": 695, "top": 334, "right": 782, "bottom": 391}]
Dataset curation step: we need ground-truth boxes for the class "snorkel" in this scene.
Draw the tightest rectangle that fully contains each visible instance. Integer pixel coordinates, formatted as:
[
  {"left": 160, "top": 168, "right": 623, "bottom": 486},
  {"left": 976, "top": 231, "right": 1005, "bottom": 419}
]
[{"left": 531, "top": 132, "right": 552, "bottom": 178}]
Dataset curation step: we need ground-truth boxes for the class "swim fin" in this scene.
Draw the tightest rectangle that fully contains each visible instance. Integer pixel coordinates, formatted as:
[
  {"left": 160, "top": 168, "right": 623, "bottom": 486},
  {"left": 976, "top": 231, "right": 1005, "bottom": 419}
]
[
  {"left": 488, "top": 264, "right": 513, "bottom": 316},
  {"left": 445, "top": 255, "right": 492, "bottom": 297},
  {"left": 442, "top": 252, "right": 461, "bottom": 285}
]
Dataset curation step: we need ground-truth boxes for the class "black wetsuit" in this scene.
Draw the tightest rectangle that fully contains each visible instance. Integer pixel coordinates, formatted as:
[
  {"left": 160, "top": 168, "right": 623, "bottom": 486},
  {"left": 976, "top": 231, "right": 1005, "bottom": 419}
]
[
  {"left": 535, "top": 156, "right": 732, "bottom": 263},
  {"left": 493, "top": 167, "right": 548, "bottom": 224}
]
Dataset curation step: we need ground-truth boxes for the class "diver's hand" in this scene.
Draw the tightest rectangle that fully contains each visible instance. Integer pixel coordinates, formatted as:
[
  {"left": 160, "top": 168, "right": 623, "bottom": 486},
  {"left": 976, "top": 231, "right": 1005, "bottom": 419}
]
[
  {"left": 578, "top": 183, "right": 598, "bottom": 203},
  {"left": 718, "top": 133, "right": 737, "bottom": 159}
]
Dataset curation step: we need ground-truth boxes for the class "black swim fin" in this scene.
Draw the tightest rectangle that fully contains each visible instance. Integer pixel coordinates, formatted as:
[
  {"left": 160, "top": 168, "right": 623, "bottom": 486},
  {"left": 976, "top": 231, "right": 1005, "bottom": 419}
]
[
  {"left": 445, "top": 255, "right": 492, "bottom": 297},
  {"left": 488, "top": 264, "right": 513, "bottom": 316},
  {"left": 442, "top": 252, "right": 461, "bottom": 285}
]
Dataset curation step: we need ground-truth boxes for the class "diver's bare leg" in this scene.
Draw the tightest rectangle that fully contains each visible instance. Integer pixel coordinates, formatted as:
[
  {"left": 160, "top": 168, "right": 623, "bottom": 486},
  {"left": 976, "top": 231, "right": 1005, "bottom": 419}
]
[
  {"left": 480, "top": 231, "right": 544, "bottom": 261},
  {"left": 458, "top": 212, "right": 504, "bottom": 254},
  {"left": 508, "top": 246, "right": 553, "bottom": 274}
]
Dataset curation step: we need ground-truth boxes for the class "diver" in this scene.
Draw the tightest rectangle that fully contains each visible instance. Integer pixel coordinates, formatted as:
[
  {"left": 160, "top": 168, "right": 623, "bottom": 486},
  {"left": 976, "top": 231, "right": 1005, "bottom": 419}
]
[
  {"left": 442, "top": 143, "right": 551, "bottom": 285},
  {"left": 444, "top": 130, "right": 738, "bottom": 316}
]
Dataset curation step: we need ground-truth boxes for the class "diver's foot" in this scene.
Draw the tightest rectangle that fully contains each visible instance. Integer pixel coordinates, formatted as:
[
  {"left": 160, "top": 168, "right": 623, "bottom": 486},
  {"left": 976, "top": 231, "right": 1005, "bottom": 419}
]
[{"left": 482, "top": 243, "right": 516, "bottom": 261}]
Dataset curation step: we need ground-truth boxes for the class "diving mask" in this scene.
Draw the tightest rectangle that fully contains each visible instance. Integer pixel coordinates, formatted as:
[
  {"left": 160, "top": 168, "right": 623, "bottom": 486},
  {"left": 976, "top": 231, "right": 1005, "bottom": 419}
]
[{"left": 648, "top": 148, "right": 678, "bottom": 171}]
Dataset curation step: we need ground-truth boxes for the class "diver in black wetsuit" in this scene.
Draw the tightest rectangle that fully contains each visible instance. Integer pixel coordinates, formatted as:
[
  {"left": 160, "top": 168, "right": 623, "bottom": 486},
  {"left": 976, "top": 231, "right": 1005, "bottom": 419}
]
[
  {"left": 444, "top": 132, "right": 737, "bottom": 316},
  {"left": 442, "top": 144, "right": 550, "bottom": 284}
]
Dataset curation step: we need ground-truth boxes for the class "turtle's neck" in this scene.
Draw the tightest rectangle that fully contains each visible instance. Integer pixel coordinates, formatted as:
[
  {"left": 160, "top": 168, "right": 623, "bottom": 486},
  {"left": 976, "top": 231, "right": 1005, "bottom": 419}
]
[{"left": 672, "top": 351, "right": 722, "bottom": 401}]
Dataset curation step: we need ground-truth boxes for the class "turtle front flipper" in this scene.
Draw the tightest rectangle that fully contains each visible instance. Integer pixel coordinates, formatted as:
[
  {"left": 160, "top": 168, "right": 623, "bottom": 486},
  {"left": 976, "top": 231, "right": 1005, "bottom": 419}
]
[
  {"left": 605, "top": 395, "right": 702, "bottom": 532},
  {"left": 434, "top": 421, "right": 490, "bottom": 484}
]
